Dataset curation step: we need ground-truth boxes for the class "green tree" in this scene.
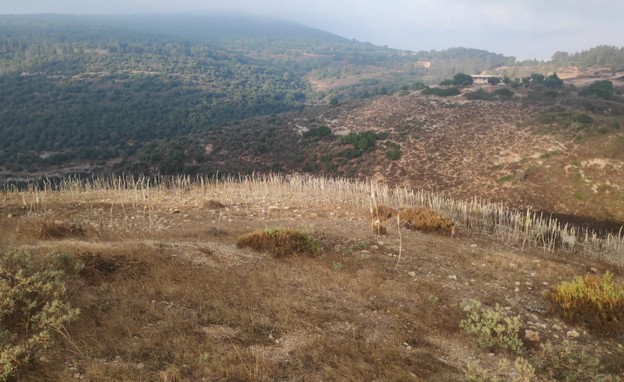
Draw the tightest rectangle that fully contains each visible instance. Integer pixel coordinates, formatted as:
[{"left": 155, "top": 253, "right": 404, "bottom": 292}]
[
  {"left": 452, "top": 73, "right": 474, "bottom": 86},
  {"left": 544, "top": 73, "right": 564, "bottom": 89},
  {"left": 580, "top": 80, "right": 614, "bottom": 99},
  {"left": 487, "top": 77, "right": 501, "bottom": 86}
]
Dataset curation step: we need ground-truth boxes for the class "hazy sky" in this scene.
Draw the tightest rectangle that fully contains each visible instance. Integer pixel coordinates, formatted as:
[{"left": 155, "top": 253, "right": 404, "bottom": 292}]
[{"left": 1, "top": 0, "right": 622, "bottom": 59}]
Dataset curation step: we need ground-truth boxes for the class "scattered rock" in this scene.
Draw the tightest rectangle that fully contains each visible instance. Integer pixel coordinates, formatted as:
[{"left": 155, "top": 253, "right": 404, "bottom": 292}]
[
  {"left": 590, "top": 267, "right": 599, "bottom": 274},
  {"left": 408, "top": 271, "right": 416, "bottom": 277},
  {"left": 552, "top": 324, "right": 562, "bottom": 331},
  {"left": 448, "top": 275, "right": 457, "bottom": 281},
  {"left": 73, "top": 373, "right": 81, "bottom": 379},
  {"left": 524, "top": 330, "right": 540, "bottom": 342},
  {"left": 470, "top": 244, "right": 477, "bottom": 248},
  {"left": 7, "top": 213, "right": 12, "bottom": 218},
  {"left": 371, "top": 245, "right": 379, "bottom": 250},
  {"left": 172, "top": 210, "right": 181, "bottom": 214},
  {"left": 566, "top": 330, "right": 580, "bottom": 338},
  {"left": 136, "top": 363, "right": 145, "bottom": 370}
]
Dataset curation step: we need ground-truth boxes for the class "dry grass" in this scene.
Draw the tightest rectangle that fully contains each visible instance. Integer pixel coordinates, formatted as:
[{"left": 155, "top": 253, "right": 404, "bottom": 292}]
[
  {"left": 32, "top": 219, "right": 89, "bottom": 240},
  {"left": 399, "top": 207, "right": 455, "bottom": 235},
  {"left": 1, "top": 174, "right": 623, "bottom": 381}
]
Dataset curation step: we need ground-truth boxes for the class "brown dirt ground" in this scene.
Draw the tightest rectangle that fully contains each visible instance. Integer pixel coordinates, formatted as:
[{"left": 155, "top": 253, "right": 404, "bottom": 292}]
[{"left": 1, "top": 185, "right": 623, "bottom": 381}]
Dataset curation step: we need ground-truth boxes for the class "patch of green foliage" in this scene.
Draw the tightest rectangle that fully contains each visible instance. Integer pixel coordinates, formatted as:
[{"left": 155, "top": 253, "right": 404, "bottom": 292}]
[
  {"left": 452, "top": 72, "right": 474, "bottom": 86},
  {"left": 459, "top": 299, "right": 524, "bottom": 355},
  {"left": 547, "top": 272, "right": 624, "bottom": 334},
  {"left": 422, "top": 86, "right": 461, "bottom": 97},
  {"left": 579, "top": 80, "right": 614, "bottom": 99},
  {"left": 498, "top": 175, "right": 514, "bottom": 183},
  {"left": 303, "top": 125, "right": 333, "bottom": 140},
  {"left": 337, "top": 131, "right": 378, "bottom": 151},
  {"left": 0, "top": 250, "right": 81, "bottom": 381}
]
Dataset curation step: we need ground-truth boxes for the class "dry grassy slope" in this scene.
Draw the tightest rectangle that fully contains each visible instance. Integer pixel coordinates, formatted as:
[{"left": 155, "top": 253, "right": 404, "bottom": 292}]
[
  {"left": 1, "top": 182, "right": 623, "bottom": 381},
  {"left": 302, "top": 93, "right": 624, "bottom": 224}
]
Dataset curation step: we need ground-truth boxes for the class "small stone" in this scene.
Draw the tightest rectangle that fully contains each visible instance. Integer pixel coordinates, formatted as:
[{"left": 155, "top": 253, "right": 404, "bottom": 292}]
[
  {"left": 590, "top": 267, "right": 599, "bottom": 274},
  {"left": 371, "top": 245, "right": 379, "bottom": 250},
  {"left": 524, "top": 330, "right": 540, "bottom": 342},
  {"left": 268, "top": 334, "right": 274, "bottom": 341},
  {"left": 488, "top": 353, "right": 495, "bottom": 357},
  {"left": 73, "top": 373, "right": 81, "bottom": 379},
  {"left": 567, "top": 330, "right": 580, "bottom": 338},
  {"left": 172, "top": 210, "right": 181, "bottom": 214},
  {"left": 553, "top": 334, "right": 559, "bottom": 339},
  {"left": 408, "top": 271, "right": 416, "bottom": 277},
  {"left": 7, "top": 213, "right": 12, "bottom": 218},
  {"left": 515, "top": 281, "right": 521, "bottom": 286},
  {"left": 514, "top": 287, "right": 520, "bottom": 292},
  {"left": 448, "top": 275, "right": 457, "bottom": 280},
  {"left": 136, "top": 363, "right": 145, "bottom": 370},
  {"left": 470, "top": 244, "right": 477, "bottom": 248},
  {"left": 552, "top": 324, "right": 562, "bottom": 331}
]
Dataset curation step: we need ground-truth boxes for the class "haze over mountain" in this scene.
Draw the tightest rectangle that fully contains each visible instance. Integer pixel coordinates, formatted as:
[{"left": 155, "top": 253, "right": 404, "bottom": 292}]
[{"left": 1, "top": 0, "right": 623, "bottom": 59}]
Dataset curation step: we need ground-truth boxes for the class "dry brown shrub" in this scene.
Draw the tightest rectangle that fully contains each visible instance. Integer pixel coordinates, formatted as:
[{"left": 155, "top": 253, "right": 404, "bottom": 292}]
[
  {"left": 371, "top": 205, "right": 397, "bottom": 222},
  {"left": 34, "top": 219, "right": 88, "bottom": 240},
  {"left": 399, "top": 208, "right": 455, "bottom": 235},
  {"left": 372, "top": 220, "right": 388, "bottom": 235},
  {"left": 237, "top": 228, "right": 323, "bottom": 258},
  {"left": 202, "top": 199, "right": 226, "bottom": 209}
]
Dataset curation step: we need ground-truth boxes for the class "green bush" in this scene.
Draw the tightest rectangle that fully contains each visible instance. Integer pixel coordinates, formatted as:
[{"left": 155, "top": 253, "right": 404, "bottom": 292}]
[
  {"left": 580, "top": 80, "right": 614, "bottom": 99},
  {"left": 453, "top": 73, "right": 474, "bottom": 86},
  {"left": 532, "top": 340, "right": 621, "bottom": 381},
  {"left": 338, "top": 131, "right": 378, "bottom": 151},
  {"left": 422, "top": 86, "right": 461, "bottom": 97},
  {"left": 546, "top": 272, "right": 624, "bottom": 334},
  {"left": 0, "top": 250, "right": 81, "bottom": 381},
  {"left": 465, "top": 357, "right": 535, "bottom": 382},
  {"left": 494, "top": 88, "right": 514, "bottom": 99},
  {"left": 304, "top": 125, "right": 333, "bottom": 139},
  {"left": 460, "top": 299, "right": 524, "bottom": 355}
]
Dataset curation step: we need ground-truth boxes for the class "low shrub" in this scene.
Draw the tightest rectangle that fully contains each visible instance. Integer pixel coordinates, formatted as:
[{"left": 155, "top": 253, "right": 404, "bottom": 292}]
[
  {"left": 546, "top": 272, "right": 624, "bottom": 334},
  {"left": 371, "top": 205, "right": 397, "bottom": 222},
  {"left": 0, "top": 250, "right": 81, "bottom": 381},
  {"left": 237, "top": 228, "right": 323, "bottom": 258},
  {"left": 398, "top": 208, "right": 455, "bottom": 235},
  {"left": 460, "top": 299, "right": 524, "bottom": 355},
  {"left": 465, "top": 357, "right": 535, "bottom": 382},
  {"left": 422, "top": 86, "right": 461, "bottom": 97},
  {"left": 465, "top": 89, "right": 496, "bottom": 101},
  {"left": 532, "top": 340, "right": 621, "bottom": 381},
  {"left": 34, "top": 219, "right": 87, "bottom": 240}
]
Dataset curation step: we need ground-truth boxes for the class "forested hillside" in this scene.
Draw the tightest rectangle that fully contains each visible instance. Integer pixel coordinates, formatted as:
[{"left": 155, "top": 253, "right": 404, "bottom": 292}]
[
  {"left": 0, "top": 14, "right": 522, "bottom": 176},
  {"left": 551, "top": 45, "right": 624, "bottom": 69}
]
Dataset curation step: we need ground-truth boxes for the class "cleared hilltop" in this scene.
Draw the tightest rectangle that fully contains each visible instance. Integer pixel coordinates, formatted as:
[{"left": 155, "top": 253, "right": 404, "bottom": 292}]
[{"left": 0, "top": 175, "right": 622, "bottom": 381}]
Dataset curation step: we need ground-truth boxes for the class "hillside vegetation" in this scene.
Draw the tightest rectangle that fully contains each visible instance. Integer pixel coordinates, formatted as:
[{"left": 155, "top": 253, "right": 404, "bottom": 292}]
[{"left": 0, "top": 14, "right": 519, "bottom": 176}]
